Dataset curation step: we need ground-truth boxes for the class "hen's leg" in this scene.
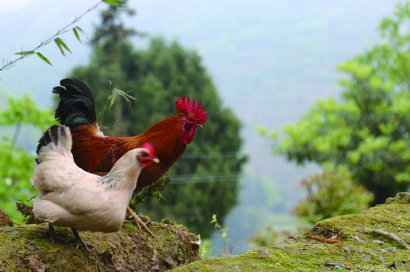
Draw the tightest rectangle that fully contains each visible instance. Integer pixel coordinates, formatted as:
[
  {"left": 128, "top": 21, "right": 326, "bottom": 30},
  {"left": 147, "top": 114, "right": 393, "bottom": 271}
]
[
  {"left": 48, "top": 223, "right": 70, "bottom": 245},
  {"left": 71, "top": 227, "right": 92, "bottom": 252},
  {"left": 48, "top": 223, "right": 55, "bottom": 243},
  {"left": 127, "top": 206, "right": 155, "bottom": 237}
]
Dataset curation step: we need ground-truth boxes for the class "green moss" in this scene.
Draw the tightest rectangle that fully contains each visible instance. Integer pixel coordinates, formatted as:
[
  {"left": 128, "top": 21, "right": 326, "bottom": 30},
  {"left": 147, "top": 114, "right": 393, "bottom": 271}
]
[
  {"left": 3, "top": 193, "right": 409, "bottom": 271},
  {"left": 175, "top": 192, "right": 410, "bottom": 271},
  {"left": 123, "top": 221, "right": 139, "bottom": 231}
]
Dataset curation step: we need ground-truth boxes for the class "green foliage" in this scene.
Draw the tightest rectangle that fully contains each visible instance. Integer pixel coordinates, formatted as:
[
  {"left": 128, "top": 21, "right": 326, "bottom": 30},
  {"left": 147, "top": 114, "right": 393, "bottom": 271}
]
[
  {"left": 270, "top": 2, "right": 410, "bottom": 204},
  {"left": 68, "top": 3, "right": 246, "bottom": 239},
  {"left": 199, "top": 238, "right": 212, "bottom": 259},
  {"left": 131, "top": 176, "right": 171, "bottom": 206},
  {"left": 0, "top": 94, "right": 54, "bottom": 127},
  {"left": 210, "top": 214, "right": 229, "bottom": 253},
  {"left": 292, "top": 165, "right": 373, "bottom": 225},
  {"left": 0, "top": 95, "right": 55, "bottom": 223}
]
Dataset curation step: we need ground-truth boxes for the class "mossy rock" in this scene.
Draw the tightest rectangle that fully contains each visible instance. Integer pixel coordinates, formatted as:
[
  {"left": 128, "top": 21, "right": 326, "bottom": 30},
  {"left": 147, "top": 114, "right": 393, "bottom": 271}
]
[
  {"left": 0, "top": 218, "right": 200, "bottom": 271},
  {"left": 175, "top": 192, "right": 410, "bottom": 271}
]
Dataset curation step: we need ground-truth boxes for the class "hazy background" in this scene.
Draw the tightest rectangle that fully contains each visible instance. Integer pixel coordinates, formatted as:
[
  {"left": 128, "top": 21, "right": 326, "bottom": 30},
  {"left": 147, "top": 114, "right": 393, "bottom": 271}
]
[{"left": 0, "top": 0, "right": 399, "bottom": 254}]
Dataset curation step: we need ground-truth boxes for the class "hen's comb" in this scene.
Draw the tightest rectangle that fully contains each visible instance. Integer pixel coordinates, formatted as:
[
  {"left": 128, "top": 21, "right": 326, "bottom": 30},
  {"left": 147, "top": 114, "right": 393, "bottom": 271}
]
[
  {"left": 142, "top": 143, "right": 156, "bottom": 157},
  {"left": 175, "top": 96, "right": 207, "bottom": 125}
]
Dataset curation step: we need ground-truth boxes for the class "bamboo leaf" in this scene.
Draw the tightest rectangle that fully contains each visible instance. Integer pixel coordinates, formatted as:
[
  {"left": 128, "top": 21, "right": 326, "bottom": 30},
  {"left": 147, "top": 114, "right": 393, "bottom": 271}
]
[
  {"left": 109, "top": 90, "right": 118, "bottom": 108},
  {"left": 73, "top": 27, "right": 81, "bottom": 43},
  {"left": 54, "top": 38, "right": 71, "bottom": 56},
  {"left": 57, "top": 38, "right": 71, "bottom": 53},
  {"left": 14, "top": 51, "right": 35, "bottom": 56},
  {"left": 36, "top": 52, "right": 52, "bottom": 66},
  {"left": 108, "top": 88, "right": 136, "bottom": 109},
  {"left": 74, "top": 26, "right": 88, "bottom": 41},
  {"left": 103, "top": 0, "right": 124, "bottom": 7},
  {"left": 116, "top": 89, "right": 136, "bottom": 106},
  {"left": 54, "top": 38, "right": 65, "bottom": 56},
  {"left": 75, "top": 26, "right": 87, "bottom": 36}
]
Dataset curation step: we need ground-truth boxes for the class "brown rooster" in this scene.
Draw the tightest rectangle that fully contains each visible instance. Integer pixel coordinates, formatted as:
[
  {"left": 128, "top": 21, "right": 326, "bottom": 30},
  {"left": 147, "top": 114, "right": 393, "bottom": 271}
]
[{"left": 53, "top": 78, "right": 207, "bottom": 234}]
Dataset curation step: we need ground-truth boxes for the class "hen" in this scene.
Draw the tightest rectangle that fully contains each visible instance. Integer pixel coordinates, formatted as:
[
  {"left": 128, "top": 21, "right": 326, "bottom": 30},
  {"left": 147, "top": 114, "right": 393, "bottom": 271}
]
[
  {"left": 32, "top": 125, "right": 158, "bottom": 251},
  {"left": 53, "top": 78, "right": 207, "bottom": 234}
]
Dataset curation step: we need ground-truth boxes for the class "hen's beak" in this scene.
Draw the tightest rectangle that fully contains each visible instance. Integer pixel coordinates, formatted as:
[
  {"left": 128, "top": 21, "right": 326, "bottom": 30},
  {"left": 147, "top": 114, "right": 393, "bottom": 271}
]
[{"left": 152, "top": 158, "right": 160, "bottom": 163}]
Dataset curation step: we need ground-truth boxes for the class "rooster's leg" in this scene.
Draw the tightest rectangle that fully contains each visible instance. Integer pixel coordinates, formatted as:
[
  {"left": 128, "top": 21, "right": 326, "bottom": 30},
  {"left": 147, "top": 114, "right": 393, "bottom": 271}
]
[
  {"left": 71, "top": 227, "right": 92, "bottom": 252},
  {"left": 126, "top": 206, "right": 155, "bottom": 237}
]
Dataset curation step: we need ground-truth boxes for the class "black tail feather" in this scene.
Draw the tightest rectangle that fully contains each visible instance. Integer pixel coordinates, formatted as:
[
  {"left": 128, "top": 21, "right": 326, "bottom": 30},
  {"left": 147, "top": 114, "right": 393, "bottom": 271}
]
[
  {"left": 36, "top": 125, "right": 72, "bottom": 164},
  {"left": 53, "top": 78, "right": 96, "bottom": 127},
  {"left": 36, "top": 125, "right": 64, "bottom": 155}
]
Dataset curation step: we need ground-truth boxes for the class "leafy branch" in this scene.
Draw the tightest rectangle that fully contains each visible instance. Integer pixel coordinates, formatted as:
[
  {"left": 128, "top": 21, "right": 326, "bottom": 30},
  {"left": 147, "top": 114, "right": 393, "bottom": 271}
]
[
  {"left": 210, "top": 214, "right": 230, "bottom": 254},
  {"left": 97, "top": 80, "right": 136, "bottom": 129},
  {"left": 0, "top": 0, "right": 124, "bottom": 71},
  {"left": 130, "top": 176, "right": 171, "bottom": 208}
]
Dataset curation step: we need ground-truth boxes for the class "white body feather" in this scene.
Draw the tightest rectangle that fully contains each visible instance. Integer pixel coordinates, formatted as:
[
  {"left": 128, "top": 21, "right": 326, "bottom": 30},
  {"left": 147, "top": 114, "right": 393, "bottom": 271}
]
[{"left": 32, "top": 126, "right": 144, "bottom": 232}]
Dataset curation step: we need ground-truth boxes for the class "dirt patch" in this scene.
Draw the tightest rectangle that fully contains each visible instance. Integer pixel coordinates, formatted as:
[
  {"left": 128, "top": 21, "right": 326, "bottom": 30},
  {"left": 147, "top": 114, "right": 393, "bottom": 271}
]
[{"left": 0, "top": 209, "right": 12, "bottom": 227}]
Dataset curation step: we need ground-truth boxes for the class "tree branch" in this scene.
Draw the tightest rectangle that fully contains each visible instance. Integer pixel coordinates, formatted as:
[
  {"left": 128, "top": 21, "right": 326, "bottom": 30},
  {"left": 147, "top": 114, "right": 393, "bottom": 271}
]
[{"left": 0, "top": 1, "right": 102, "bottom": 72}]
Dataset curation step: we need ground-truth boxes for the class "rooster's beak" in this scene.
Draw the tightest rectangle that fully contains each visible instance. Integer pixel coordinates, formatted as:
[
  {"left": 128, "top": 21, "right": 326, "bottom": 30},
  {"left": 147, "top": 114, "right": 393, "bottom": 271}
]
[{"left": 152, "top": 158, "right": 160, "bottom": 163}]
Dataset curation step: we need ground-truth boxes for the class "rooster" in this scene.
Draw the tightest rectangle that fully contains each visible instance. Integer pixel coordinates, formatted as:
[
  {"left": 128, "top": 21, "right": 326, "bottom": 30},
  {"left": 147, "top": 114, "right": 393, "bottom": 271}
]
[
  {"left": 32, "top": 125, "right": 158, "bottom": 251},
  {"left": 53, "top": 78, "right": 207, "bottom": 234}
]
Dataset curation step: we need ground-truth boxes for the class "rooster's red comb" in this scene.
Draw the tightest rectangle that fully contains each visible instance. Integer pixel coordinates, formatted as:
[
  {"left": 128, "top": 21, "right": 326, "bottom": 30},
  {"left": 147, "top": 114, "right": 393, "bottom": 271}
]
[
  {"left": 141, "top": 143, "right": 156, "bottom": 157},
  {"left": 175, "top": 96, "right": 207, "bottom": 125}
]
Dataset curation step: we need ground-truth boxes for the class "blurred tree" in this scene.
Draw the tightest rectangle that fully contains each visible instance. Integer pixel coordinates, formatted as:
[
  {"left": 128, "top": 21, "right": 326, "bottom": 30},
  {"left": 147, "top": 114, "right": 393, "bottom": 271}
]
[
  {"left": 88, "top": 0, "right": 139, "bottom": 135},
  {"left": 248, "top": 226, "right": 288, "bottom": 247},
  {"left": 69, "top": 2, "right": 246, "bottom": 238},
  {"left": 292, "top": 165, "right": 373, "bottom": 224},
  {"left": 0, "top": 95, "right": 55, "bottom": 222},
  {"left": 266, "top": 2, "right": 410, "bottom": 205}
]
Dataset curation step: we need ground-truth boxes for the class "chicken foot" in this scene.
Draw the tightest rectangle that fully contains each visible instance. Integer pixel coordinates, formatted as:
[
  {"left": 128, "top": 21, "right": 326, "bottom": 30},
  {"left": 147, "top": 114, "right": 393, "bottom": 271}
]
[
  {"left": 47, "top": 223, "right": 92, "bottom": 252},
  {"left": 126, "top": 206, "right": 155, "bottom": 237},
  {"left": 48, "top": 223, "right": 70, "bottom": 245},
  {"left": 71, "top": 227, "right": 92, "bottom": 252}
]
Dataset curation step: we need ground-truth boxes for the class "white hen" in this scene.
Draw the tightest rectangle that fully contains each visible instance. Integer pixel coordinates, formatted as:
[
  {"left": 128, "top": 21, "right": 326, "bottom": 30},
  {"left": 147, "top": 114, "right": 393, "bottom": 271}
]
[{"left": 32, "top": 125, "right": 158, "bottom": 251}]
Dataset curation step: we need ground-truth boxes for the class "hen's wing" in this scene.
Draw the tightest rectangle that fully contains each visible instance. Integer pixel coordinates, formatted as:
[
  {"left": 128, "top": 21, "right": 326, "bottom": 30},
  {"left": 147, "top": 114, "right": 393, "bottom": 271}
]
[{"left": 36, "top": 180, "right": 104, "bottom": 215}]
